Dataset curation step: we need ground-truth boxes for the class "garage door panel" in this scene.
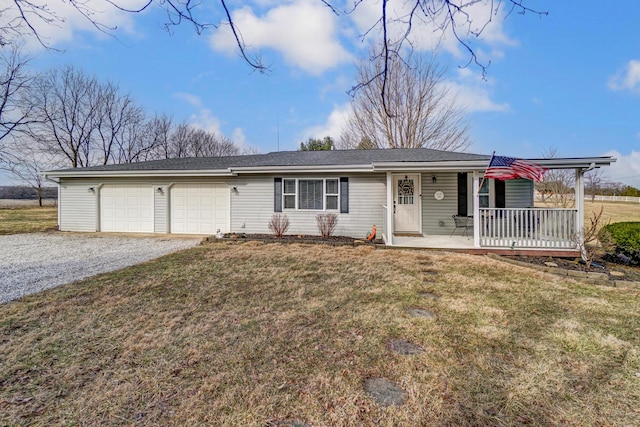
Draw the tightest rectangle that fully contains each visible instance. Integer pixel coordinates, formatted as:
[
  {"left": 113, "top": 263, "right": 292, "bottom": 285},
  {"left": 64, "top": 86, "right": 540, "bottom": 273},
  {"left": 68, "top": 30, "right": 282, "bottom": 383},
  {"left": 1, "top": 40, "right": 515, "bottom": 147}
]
[
  {"left": 100, "top": 184, "right": 154, "bottom": 233},
  {"left": 171, "top": 184, "right": 229, "bottom": 235}
]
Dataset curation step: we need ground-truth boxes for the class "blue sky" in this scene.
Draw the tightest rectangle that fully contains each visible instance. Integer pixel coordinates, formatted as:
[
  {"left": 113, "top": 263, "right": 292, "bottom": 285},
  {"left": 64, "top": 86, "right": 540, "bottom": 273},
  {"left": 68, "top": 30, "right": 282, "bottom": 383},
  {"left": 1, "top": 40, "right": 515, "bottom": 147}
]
[{"left": 2, "top": 1, "right": 640, "bottom": 187}]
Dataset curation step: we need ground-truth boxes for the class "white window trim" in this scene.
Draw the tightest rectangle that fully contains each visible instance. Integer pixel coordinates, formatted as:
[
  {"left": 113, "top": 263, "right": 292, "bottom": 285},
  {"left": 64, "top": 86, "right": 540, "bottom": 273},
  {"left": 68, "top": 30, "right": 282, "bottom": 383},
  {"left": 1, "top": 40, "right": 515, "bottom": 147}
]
[{"left": 282, "top": 178, "right": 340, "bottom": 211}]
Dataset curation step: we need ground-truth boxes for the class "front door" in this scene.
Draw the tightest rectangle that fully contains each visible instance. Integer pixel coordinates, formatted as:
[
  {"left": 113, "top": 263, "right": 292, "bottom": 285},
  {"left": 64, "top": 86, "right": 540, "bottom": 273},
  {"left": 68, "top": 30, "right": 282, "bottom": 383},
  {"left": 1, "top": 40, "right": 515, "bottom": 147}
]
[{"left": 393, "top": 174, "right": 420, "bottom": 233}]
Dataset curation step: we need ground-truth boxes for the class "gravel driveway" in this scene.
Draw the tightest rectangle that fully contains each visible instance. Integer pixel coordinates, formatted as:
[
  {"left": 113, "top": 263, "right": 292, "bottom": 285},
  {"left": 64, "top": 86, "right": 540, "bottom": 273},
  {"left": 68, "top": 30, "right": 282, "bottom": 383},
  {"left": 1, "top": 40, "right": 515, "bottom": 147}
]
[{"left": 0, "top": 233, "right": 201, "bottom": 304}]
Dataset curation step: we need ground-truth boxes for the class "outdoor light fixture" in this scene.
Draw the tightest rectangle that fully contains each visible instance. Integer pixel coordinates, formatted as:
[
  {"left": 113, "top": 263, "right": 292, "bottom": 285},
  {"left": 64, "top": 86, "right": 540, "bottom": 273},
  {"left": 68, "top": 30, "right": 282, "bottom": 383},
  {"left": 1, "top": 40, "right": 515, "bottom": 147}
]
[
  {"left": 432, "top": 176, "right": 437, "bottom": 184},
  {"left": 156, "top": 187, "right": 164, "bottom": 194},
  {"left": 232, "top": 186, "right": 239, "bottom": 193},
  {"left": 88, "top": 187, "right": 95, "bottom": 193}
]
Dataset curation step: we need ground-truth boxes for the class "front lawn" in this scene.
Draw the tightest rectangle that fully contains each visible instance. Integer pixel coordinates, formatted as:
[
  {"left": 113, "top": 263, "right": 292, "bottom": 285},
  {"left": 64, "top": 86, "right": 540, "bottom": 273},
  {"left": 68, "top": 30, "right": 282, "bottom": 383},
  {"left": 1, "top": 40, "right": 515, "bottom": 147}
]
[{"left": 1, "top": 242, "right": 638, "bottom": 425}]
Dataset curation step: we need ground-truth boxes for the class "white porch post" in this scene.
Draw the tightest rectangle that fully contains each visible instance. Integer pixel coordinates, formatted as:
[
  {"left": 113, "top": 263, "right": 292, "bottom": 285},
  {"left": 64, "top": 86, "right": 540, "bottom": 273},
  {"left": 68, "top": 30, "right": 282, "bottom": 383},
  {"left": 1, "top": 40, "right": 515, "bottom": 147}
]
[
  {"left": 386, "top": 172, "right": 394, "bottom": 245},
  {"left": 575, "top": 168, "right": 585, "bottom": 233},
  {"left": 473, "top": 171, "right": 480, "bottom": 247}
]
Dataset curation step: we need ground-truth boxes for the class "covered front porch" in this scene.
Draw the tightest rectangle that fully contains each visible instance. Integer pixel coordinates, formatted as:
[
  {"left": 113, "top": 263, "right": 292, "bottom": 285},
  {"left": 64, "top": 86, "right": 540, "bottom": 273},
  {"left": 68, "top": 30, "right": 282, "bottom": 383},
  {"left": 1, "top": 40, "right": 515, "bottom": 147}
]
[{"left": 377, "top": 161, "right": 606, "bottom": 253}]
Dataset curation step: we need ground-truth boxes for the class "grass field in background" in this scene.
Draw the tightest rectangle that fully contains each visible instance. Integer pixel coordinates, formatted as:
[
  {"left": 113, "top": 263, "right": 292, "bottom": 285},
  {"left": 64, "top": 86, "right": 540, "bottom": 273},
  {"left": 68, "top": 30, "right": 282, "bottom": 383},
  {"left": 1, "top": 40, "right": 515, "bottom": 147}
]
[
  {"left": 1, "top": 242, "right": 639, "bottom": 425},
  {"left": 0, "top": 206, "right": 57, "bottom": 235}
]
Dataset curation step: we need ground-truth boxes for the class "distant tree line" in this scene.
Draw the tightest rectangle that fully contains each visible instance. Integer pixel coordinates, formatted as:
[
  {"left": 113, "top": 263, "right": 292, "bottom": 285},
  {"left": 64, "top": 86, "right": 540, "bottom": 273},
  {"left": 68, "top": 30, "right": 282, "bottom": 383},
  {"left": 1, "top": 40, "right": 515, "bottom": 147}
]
[{"left": 0, "top": 185, "right": 56, "bottom": 200}]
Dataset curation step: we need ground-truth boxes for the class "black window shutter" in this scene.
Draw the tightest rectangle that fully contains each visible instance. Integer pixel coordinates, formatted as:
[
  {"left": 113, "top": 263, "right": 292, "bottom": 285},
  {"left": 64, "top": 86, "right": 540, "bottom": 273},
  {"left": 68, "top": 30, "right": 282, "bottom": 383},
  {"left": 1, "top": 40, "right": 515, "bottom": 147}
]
[
  {"left": 457, "top": 173, "right": 467, "bottom": 216},
  {"left": 340, "top": 177, "right": 349, "bottom": 213},
  {"left": 495, "top": 179, "right": 506, "bottom": 209},
  {"left": 274, "top": 178, "right": 282, "bottom": 212}
]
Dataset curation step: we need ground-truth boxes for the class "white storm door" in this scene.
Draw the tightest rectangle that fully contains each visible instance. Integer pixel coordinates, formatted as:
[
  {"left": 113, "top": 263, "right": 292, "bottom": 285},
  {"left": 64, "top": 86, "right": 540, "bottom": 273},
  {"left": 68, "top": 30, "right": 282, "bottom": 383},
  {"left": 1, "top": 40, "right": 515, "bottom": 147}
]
[
  {"left": 393, "top": 174, "right": 420, "bottom": 233},
  {"left": 170, "top": 184, "right": 229, "bottom": 234},
  {"left": 100, "top": 184, "right": 154, "bottom": 233}
]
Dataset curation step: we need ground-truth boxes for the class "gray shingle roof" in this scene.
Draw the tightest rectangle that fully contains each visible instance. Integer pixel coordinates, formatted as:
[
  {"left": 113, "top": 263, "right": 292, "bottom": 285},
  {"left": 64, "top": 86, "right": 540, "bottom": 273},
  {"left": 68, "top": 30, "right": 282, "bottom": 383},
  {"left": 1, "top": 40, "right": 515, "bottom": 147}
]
[{"left": 51, "top": 148, "right": 491, "bottom": 173}]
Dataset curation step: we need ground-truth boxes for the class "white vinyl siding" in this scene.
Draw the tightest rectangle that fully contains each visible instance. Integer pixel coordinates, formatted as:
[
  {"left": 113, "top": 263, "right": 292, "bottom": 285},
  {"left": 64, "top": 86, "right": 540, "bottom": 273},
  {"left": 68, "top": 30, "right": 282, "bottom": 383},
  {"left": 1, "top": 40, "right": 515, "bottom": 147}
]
[
  {"left": 154, "top": 186, "right": 167, "bottom": 233},
  {"left": 231, "top": 174, "right": 385, "bottom": 238},
  {"left": 421, "top": 173, "right": 459, "bottom": 235},
  {"left": 58, "top": 181, "right": 98, "bottom": 232},
  {"left": 100, "top": 184, "right": 154, "bottom": 233}
]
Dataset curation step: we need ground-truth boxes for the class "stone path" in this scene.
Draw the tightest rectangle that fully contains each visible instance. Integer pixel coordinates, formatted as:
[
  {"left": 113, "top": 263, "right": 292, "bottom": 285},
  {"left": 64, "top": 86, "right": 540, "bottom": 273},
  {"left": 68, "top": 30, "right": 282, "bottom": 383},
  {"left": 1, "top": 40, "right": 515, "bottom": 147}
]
[{"left": 362, "top": 260, "right": 441, "bottom": 407}]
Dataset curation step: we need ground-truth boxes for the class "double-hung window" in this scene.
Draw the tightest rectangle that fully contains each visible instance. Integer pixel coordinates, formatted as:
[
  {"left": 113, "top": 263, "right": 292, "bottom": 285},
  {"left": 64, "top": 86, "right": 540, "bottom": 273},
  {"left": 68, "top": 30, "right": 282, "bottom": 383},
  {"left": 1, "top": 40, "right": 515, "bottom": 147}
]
[{"left": 281, "top": 178, "right": 339, "bottom": 210}]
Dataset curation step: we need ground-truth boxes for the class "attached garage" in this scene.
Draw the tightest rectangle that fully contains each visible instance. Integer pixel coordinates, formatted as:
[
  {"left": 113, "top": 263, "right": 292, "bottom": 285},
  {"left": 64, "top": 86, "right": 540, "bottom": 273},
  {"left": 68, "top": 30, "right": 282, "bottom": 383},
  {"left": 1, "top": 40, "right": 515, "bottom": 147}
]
[
  {"left": 170, "top": 183, "right": 230, "bottom": 234},
  {"left": 100, "top": 184, "right": 154, "bottom": 233}
]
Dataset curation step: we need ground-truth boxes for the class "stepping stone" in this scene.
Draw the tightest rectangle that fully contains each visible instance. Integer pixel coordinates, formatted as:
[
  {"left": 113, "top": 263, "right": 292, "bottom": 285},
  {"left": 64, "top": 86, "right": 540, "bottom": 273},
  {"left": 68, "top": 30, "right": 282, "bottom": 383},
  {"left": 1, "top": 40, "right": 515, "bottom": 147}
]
[
  {"left": 610, "top": 271, "right": 625, "bottom": 277},
  {"left": 390, "top": 339, "right": 424, "bottom": 355},
  {"left": 364, "top": 378, "right": 406, "bottom": 406},
  {"left": 408, "top": 308, "right": 436, "bottom": 319},
  {"left": 419, "top": 292, "right": 440, "bottom": 299}
]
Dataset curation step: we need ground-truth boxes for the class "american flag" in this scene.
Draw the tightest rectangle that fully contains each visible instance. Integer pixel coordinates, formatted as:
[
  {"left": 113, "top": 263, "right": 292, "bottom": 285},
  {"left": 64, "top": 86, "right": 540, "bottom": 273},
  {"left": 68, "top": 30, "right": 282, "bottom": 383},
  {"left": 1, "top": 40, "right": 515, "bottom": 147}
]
[{"left": 483, "top": 154, "right": 547, "bottom": 182}]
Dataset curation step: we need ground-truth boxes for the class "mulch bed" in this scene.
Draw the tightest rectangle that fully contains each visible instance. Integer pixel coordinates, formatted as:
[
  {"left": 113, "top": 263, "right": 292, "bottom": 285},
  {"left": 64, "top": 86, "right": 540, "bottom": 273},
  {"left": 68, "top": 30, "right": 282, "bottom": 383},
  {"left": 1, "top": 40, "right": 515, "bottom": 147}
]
[
  {"left": 502, "top": 254, "right": 640, "bottom": 282},
  {"left": 219, "top": 233, "right": 383, "bottom": 246}
]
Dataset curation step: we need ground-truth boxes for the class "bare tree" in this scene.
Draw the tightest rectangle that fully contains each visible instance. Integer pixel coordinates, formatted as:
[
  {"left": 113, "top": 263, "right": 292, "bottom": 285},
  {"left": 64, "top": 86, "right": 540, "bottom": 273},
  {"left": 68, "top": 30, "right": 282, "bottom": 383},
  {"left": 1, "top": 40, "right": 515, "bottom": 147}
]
[
  {"left": 93, "top": 82, "right": 141, "bottom": 165},
  {"left": 1, "top": 1, "right": 546, "bottom": 97},
  {"left": 1, "top": 143, "right": 61, "bottom": 206},
  {"left": 341, "top": 48, "right": 470, "bottom": 151},
  {"left": 28, "top": 66, "right": 103, "bottom": 167},
  {"left": 165, "top": 122, "right": 239, "bottom": 159},
  {"left": 0, "top": 45, "right": 34, "bottom": 161},
  {"left": 535, "top": 148, "right": 575, "bottom": 208},
  {"left": 584, "top": 168, "right": 606, "bottom": 202}
]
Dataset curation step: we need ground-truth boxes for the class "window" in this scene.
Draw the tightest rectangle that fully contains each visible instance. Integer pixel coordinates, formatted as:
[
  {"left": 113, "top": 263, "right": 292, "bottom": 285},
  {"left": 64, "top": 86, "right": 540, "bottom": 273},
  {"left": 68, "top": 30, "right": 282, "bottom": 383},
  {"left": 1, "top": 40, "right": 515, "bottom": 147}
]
[
  {"left": 325, "top": 179, "right": 339, "bottom": 210},
  {"left": 280, "top": 178, "right": 340, "bottom": 211},
  {"left": 299, "top": 180, "right": 323, "bottom": 210},
  {"left": 478, "top": 178, "right": 489, "bottom": 208},
  {"left": 283, "top": 179, "right": 296, "bottom": 209}
]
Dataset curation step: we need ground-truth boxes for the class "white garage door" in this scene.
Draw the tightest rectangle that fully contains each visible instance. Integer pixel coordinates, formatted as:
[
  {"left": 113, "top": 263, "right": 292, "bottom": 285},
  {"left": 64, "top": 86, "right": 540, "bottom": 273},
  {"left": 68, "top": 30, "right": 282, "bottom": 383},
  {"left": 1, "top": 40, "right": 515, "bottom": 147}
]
[
  {"left": 100, "top": 184, "right": 154, "bottom": 233},
  {"left": 171, "top": 184, "right": 229, "bottom": 234}
]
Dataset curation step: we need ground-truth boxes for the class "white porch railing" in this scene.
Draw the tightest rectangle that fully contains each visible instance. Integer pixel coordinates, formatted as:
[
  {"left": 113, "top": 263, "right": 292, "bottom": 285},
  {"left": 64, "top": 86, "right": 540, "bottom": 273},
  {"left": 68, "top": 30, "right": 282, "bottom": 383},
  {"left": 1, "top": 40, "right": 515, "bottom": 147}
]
[{"left": 479, "top": 208, "right": 578, "bottom": 249}]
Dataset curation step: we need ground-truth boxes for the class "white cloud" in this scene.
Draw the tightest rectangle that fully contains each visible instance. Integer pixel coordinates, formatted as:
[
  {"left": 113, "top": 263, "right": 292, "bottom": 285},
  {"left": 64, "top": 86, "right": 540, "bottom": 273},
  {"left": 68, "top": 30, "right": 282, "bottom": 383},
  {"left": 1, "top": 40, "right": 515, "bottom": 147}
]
[
  {"left": 608, "top": 60, "right": 640, "bottom": 93},
  {"left": 602, "top": 150, "right": 640, "bottom": 188},
  {"left": 1, "top": 0, "right": 141, "bottom": 51},
  {"left": 173, "top": 92, "right": 203, "bottom": 108},
  {"left": 188, "top": 109, "right": 223, "bottom": 134},
  {"left": 447, "top": 68, "right": 510, "bottom": 113},
  {"left": 209, "top": 0, "right": 352, "bottom": 75},
  {"left": 300, "top": 104, "right": 351, "bottom": 142}
]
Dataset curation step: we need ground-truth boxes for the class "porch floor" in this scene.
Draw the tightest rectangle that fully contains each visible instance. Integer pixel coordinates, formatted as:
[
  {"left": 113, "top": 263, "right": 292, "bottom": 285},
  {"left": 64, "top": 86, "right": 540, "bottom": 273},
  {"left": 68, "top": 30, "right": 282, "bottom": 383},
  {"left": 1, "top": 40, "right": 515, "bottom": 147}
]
[
  {"left": 389, "top": 234, "right": 580, "bottom": 257},
  {"left": 392, "top": 234, "right": 474, "bottom": 249}
]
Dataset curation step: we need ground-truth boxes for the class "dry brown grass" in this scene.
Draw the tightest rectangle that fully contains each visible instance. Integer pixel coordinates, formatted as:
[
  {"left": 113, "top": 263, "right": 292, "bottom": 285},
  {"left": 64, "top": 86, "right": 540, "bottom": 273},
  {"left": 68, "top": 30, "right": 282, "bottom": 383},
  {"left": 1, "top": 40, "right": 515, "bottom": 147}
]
[
  {"left": 0, "top": 206, "right": 58, "bottom": 235},
  {"left": 537, "top": 200, "right": 640, "bottom": 229},
  {"left": 1, "top": 242, "right": 639, "bottom": 426}
]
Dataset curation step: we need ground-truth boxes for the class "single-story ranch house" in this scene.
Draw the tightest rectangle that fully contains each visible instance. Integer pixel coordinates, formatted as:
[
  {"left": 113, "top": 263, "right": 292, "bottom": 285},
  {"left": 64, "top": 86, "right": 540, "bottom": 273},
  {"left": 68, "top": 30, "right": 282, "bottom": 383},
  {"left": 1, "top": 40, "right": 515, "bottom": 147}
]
[{"left": 44, "top": 148, "right": 615, "bottom": 253}]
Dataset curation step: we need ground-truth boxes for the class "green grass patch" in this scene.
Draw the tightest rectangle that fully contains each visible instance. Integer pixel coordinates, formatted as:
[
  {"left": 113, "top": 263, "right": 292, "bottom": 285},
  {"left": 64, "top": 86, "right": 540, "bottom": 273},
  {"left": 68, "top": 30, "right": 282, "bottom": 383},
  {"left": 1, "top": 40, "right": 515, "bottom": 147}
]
[
  {"left": 1, "top": 242, "right": 639, "bottom": 425},
  {"left": 0, "top": 206, "right": 57, "bottom": 235}
]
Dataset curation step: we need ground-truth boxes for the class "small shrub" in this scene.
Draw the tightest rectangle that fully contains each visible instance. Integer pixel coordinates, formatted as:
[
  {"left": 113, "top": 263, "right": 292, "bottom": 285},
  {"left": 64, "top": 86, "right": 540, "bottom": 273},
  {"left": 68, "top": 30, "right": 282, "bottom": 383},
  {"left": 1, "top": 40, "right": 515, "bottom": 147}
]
[
  {"left": 316, "top": 213, "right": 338, "bottom": 238},
  {"left": 598, "top": 222, "right": 640, "bottom": 265},
  {"left": 268, "top": 214, "right": 290, "bottom": 238},
  {"left": 573, "top": 205, "right": 605, "bottom": 267}
]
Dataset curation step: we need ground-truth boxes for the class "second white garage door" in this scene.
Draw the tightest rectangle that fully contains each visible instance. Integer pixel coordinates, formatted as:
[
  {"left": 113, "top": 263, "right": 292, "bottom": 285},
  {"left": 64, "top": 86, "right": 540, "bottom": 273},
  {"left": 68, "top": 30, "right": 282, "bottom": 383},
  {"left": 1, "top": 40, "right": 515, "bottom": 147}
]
[{"left": 170, "top": 184, "right": 229, "bottom": 234}]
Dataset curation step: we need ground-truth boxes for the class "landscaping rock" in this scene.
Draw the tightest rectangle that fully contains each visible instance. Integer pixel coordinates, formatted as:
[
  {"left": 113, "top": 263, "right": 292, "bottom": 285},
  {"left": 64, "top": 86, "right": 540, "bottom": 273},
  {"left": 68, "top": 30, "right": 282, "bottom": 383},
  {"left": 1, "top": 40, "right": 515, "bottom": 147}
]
[
  {"left": 353, "top": 239, "right": 365, "bottom": 246},
  {"left": 408, "top": 308, "right": 436, "bottom": 319},
  {"left": 364, "top": 378, "right": 406, "bottom": 406},
  {"left": 544, "top": 261, "right": 558, "bottom": 267},
  {"left": 390, "top": 339, "right": 424, "bottom": 355},
  {"left": 610, "top": 271, "right": 625, "bottom": 277}
]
